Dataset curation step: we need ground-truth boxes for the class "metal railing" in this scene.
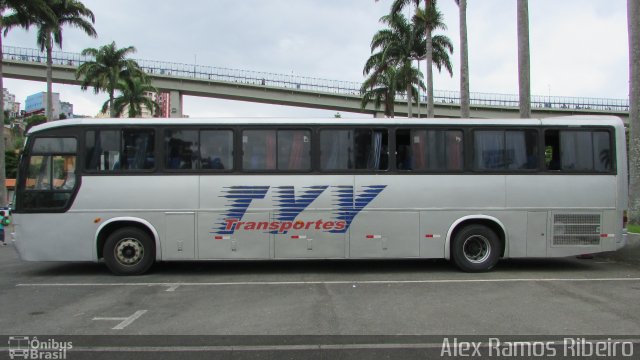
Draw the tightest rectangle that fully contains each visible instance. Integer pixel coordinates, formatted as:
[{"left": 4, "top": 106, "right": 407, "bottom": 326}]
[{"left": 3, "top": 45, "right": 630, "bottom": 112}]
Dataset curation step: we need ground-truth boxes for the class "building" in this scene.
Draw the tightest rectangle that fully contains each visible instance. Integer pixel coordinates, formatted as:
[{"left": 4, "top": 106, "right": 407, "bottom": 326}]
[
  {"left": 25, "top": 92, "right": 62, "bottom": 119},
  {"left": 60, "top": 102, "right": 73, "bottom": 119},
  {"left": 11, "top": 102, "right": 20, "bottom": 118},
  {"left": 156, "top": 92, "right": 171, "bottom": 118},
  {"left": 3, "top": 88, "right": 18, "bottom": 117}
]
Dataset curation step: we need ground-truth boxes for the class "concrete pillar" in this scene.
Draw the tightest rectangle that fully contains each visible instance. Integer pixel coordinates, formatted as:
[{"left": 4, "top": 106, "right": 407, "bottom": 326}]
[
  {"left": 169, "top": 90, "right": 183, "bottom": 118},
  {"left": 373, "top": 112, "right": 385, "bottom": 118}
]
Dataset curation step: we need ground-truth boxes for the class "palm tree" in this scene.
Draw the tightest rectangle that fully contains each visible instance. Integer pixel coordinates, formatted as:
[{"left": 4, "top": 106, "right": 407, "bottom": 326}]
[
  {"left": 628, "top": 0, "right": 640, "bottom": 223},
  {"left": 455, "top": 0, "right": 470, "bottom": 118},
  {"left": 105, "top": 76, "right": 160, "bottom": 118},
  {"left": 364, "top": 10, "right": 451, "bottom": 117},
  {"left": 31, "top": 0, "right": 96, "bottom": 121},
  {"left": 361, "top": 63, "right": 425, "bottom": 117},
  {"left": 76, "top": 42, "right": 143, "bottom": 118},
  {"left": 517, "top": 0, "right": 531, "bottom": 118},
  {"left": 361, "top": 66, "right": 399, "bottom": 117},
  {"left": 0, "top": 0, "right": 52, "bottom": 207},
  {"left": 391, "top": 0, "right": 439, "bottom": 118}
]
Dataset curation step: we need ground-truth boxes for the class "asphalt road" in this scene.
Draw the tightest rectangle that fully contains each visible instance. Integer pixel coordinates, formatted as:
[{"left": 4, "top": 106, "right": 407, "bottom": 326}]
[{"left": 1, "top": 238, "right": 639, "bottom": 359}]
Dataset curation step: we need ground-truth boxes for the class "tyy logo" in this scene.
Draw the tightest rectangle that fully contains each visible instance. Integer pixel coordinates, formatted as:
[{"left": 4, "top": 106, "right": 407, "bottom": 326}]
[{"left": 212, "top": 185, "right": 386, "bottom": 235}]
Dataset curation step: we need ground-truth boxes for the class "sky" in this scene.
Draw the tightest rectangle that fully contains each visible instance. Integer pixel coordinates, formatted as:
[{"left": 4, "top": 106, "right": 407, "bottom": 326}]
[{"left": 2, "top": 0, "right": 630, "bottom": 118}]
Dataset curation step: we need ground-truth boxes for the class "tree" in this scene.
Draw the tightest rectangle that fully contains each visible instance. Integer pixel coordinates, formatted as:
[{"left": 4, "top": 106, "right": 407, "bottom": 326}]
[
  {"left": 517, "top": 0, "right": 531, "bottom": 118},
  {"left": 364, "top": 10, "right": 451, "bottom": 117},
  {"left": 361, "top": 65, "right": 400, "bottom": 117},
  {"left": 76, "top": 42, "right": 143, "bottom": 118},
  {"left": 628, "top": 0, "right": 640, "bottom": 224},
  {"left": 0, "top": 0, "right": 52, "bottom": 207},
  {"left": 25, "top": 114, "right": 47, "bottom": 132},
  {"left": 455, "top": 0, "right": 470, "bottom": 118},
  {"left": 28, "top": 0, "right": 96, "bottom": 121},
  {"left": 105, "top": 76, "right": 160, "bottom": 118},
  {"left": 391, "top": 0, "right": 439, "bottom": 117},
  {"left": 5, "top": 150, "right": 17, "bottom": 178}
]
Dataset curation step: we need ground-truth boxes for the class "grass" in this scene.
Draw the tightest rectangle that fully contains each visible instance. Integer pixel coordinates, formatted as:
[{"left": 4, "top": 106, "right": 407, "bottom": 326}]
[{"left": 628, "top": 224, "right": 640, "bottom": 234}]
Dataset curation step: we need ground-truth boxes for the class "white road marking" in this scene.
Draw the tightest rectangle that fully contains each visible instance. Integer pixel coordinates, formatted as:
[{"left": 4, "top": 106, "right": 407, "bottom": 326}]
[
  {"left": 16, "top": 277, "right": 640, "bottom": 288},
  {"left": 92, "top": 310, "right": 147, "bottom": 330},
  {"left": 165, "top": 284, "right": 180, "bottom": 292}
]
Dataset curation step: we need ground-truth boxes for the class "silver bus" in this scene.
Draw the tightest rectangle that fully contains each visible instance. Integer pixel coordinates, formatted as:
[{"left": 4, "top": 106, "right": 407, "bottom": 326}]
[{"left": 12, "top": 116, "right": 628, "bottom": 275}]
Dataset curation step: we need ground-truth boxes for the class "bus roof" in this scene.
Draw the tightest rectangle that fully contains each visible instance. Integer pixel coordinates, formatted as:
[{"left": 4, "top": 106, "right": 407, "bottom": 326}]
[{"left": 27, "top": 115, "right": 624, "bottom": 135}]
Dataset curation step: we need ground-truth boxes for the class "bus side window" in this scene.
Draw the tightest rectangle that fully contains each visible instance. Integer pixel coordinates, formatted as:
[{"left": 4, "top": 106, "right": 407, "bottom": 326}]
[
  {"left": 545, "top": 130, "right": 560, "bottom": 170},
  {"left": 544, "top": 129, "right": 612, "bottom": 172},
  {"left": 122, "top": 130, "right": 155, "bottom": 170},
  {"left": 200, "top": 130, "right": 233, "bottom": 170}
]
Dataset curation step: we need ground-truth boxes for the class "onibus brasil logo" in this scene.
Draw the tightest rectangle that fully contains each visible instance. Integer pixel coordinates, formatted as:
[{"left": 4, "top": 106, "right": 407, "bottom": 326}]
[
  {"left": 211, "top": 185, "right": 386, "bottom": 236},
  {"left": 8, "top": 336, "right": 72, "bottom": 359}
]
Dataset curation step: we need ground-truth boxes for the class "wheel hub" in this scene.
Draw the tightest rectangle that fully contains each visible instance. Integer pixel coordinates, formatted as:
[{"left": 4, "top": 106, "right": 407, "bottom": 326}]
[
  {"left": 115, "top": 238, "right": 144, "bottom": 266},
  {"left": 462, "top": 235, "right": 491, "bottom": 264}
]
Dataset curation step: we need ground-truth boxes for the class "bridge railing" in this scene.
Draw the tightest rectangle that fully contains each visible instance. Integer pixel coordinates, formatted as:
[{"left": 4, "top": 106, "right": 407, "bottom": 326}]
[{"left": 2, "top": 45, "right": 629, "bottom": 112}]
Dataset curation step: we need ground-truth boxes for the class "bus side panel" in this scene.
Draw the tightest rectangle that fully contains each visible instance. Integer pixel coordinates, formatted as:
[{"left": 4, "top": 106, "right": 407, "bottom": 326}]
[
  {"left": 74, "top": 176, "right": 199, "bottom": 261},
  {"left": 13, "top": 213, "right": 95, "bottom": 261},
  {"left": 356, "top": 175, "right": 507, "bottom": 258},
  {"left": 506, "top": 175, "right": 616, "bottom": 209},
  {"left": 506, "top": 175, "right": 617, "bottom": 257},
  {"left": 72, "top": 176, "right": 199, "bottom": 212}
]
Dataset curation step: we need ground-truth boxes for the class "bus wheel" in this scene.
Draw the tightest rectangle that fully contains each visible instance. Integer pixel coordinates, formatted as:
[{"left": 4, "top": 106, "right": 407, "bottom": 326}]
[
  {"left": 103, "top": 227, "right": 155, "bottom": 275},
  {"left": 451, "top": 224, "right": 500, "bottom": 272}
]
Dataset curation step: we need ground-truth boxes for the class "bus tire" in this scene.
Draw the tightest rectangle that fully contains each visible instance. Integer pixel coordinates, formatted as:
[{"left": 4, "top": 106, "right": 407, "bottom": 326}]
[
  {"left": 451, "top": 224, "right": 500, "bottom": 272},
  {"left": 103, "top": 227, "right": 155, "bottom": 275}
]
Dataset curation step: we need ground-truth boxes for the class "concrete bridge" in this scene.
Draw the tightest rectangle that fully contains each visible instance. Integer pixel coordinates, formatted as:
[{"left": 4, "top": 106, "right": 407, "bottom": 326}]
[{"left": 2, "top": 46, "right": 629, "bottom": 122}]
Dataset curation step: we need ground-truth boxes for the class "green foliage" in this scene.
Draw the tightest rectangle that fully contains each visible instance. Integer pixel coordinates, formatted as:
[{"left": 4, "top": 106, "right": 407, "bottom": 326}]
[
  {"left": 103, "top": 75, "right": 160, "bottom": 118},
  {"left": 628, "top": 224, "right": 640, "bottom": 234},
  {"left": 76, "top": 41, "right": 142, "bottom": 117},
  {"left": 12, "top": 136, "right": 24, "bottom": 150},
  {"left": 362, "top": 10, "right": 449, "bottom": 116},
  {"left": 25, "top": 114, "right": 47, "bottom": 132},
  {"left": 5, "top": 151, "right": 18, "bottom": 179}
]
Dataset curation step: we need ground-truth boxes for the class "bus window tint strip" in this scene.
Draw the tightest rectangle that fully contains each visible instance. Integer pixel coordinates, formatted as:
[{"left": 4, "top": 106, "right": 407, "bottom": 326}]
[{"left": 32, "top": 137, "right": 77, "bottom": 154}]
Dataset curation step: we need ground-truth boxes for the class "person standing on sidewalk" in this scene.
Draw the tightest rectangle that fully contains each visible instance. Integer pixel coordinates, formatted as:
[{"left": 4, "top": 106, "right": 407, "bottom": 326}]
[{"left": 0, "top": 210, "right": 9, "bottom": 246}]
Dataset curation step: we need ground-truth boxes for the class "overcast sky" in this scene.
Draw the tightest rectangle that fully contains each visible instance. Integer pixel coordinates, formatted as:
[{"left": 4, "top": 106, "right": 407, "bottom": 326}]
[{"left": 3, "top": 0, "right": 630, "bottom": 118}]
